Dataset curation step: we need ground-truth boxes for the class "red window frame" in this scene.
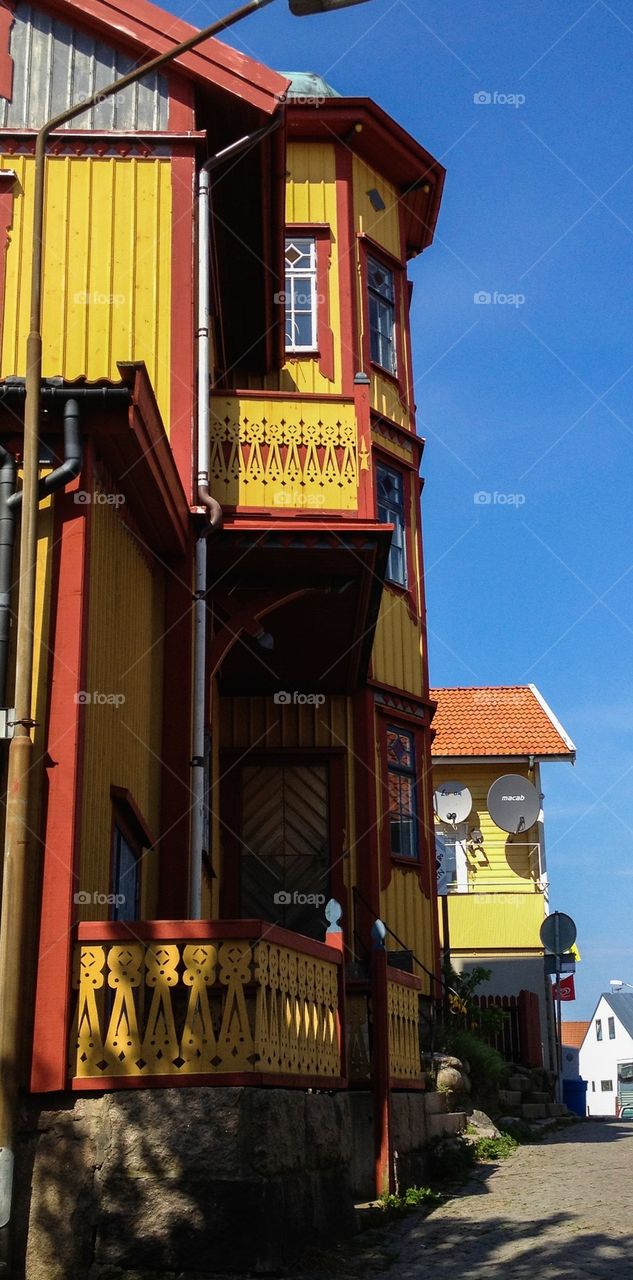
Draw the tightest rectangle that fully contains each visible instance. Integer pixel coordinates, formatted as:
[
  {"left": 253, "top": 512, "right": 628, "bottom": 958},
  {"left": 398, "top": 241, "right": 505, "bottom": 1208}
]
[
  {"left": 359, "top": 235, "right": 408, "bottom": 400},
  {"left": 373, "top": 442, "right": 420, "bottom": 621},
  {"left": 376, "top": 709, "right": 432, "bottom": 892}
]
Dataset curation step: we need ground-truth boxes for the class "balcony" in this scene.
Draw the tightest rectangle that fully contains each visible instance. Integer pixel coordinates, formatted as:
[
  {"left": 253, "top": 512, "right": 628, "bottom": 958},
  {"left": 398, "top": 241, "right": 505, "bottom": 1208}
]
[
  {"left": 210, "top": 390, "right": 373, "bottom": 517},
  {"left": 347, "top": 965, "right": 426, "bottom": 1089},
  {"left": 70, "top": 921, "right": 344, "bottom": 1089}
]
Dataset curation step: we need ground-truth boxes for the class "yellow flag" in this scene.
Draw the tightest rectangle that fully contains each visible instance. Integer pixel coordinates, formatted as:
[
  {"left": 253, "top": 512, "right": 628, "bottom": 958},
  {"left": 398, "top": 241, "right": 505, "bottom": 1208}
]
[{"left": 570, "top": 943, "right": 581, "bottom": 962}]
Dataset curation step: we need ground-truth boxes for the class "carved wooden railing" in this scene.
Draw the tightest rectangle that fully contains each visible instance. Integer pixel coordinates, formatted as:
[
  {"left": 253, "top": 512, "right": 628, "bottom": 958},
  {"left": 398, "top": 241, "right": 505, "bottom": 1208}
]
[
  {"left": 387, "top": 967, "right": 425, "bottom": 1087},
  {"left": 210, "top": 393, "right": 368, "bottom": 512},
  {"left": 346, "top": 966, "right": 425, "bottom": 1089},
  {"left": 70, "top": 921, "right": 344, "bottom": 1088}
]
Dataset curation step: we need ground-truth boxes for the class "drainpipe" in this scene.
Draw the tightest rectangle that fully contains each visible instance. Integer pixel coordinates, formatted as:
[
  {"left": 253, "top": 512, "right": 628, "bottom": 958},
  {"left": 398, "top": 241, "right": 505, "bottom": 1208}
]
[
  {"left": 190, "top": 120, "right": 281, "bottom": 917},
  {"left": 0, "top": 448, "right": 15, "bottom": 716}
]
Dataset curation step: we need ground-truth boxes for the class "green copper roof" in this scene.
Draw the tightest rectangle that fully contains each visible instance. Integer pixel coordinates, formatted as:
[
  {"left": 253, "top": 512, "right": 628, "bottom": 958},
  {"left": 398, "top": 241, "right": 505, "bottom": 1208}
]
[{"left": 281, "top": 72, "right": 341, "bottom": 99}]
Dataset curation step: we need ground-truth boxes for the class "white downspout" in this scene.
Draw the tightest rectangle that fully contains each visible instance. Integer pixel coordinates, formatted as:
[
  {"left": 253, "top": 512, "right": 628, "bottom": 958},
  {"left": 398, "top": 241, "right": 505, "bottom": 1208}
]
[
  {"left": 190, "top": 167, "right": 213, "bottom": 920},
  {"left": 535, "top": 761, "right": 549, "bottom": 909}
]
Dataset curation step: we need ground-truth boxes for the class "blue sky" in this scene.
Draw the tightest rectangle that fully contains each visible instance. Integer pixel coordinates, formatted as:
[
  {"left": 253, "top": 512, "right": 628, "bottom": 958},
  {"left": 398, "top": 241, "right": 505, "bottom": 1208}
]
[{"left": 177, "top": 0, "right": 633, "bottom": 1018}]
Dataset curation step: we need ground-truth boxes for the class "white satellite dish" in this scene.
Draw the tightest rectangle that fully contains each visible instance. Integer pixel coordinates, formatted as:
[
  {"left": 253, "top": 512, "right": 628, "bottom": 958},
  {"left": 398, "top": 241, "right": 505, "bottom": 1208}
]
[
  {"left": 487, "top": 774, "right": 540, "bottom": 835},
  {"left": 434, "top": 780, "right": 472, "bottom": 825}
]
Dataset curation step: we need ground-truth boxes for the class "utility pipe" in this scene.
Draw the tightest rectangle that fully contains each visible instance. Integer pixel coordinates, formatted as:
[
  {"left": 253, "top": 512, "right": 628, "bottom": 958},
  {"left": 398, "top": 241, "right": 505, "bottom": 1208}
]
[{"left": 0, "top": 448, "right": 15, "bottom": 715}]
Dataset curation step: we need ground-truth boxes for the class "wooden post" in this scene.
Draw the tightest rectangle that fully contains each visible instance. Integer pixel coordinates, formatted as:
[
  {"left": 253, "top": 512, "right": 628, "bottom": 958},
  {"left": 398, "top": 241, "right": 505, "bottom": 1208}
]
[
  {"left": 371, "top": 924, "right": 393, "bottom": 1198},
  {"left": 325, "top": 900, "right": 347, "bottom": 1082}
]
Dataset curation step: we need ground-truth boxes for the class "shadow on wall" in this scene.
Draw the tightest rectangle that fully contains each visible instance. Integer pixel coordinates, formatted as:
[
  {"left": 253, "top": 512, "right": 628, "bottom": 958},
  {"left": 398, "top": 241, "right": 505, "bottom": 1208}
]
[{"left": 13, "top": 1084, "right": 356, "bottom": 1279}]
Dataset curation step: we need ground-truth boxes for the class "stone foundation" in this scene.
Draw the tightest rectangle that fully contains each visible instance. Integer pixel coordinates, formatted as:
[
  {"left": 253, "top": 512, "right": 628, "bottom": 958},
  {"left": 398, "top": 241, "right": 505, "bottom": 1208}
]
[{"left": 14, "top": 1088, "right": 355, "bottom": 1279}]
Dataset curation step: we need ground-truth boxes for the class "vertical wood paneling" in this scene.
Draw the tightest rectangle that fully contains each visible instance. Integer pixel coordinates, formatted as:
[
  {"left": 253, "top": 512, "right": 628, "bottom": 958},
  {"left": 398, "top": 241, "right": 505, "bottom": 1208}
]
[
  {"left": 77, "top": 497, "right": 164, "bottom": 919},
  {"left": 371, "top": 591, "right": 423, "bottom": 695},
  {"left": 1, "top": 154, "right": 172, "bottom": 424}
]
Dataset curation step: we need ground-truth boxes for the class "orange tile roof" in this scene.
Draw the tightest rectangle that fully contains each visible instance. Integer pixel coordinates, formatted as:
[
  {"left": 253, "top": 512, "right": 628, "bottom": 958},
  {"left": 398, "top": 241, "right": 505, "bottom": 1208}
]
[
  {"left": 561, "top": 1021, "right": 590, "bottom": 1049},
  {"left": 430, "top": 685, "right": 575, "bottom": 761}
]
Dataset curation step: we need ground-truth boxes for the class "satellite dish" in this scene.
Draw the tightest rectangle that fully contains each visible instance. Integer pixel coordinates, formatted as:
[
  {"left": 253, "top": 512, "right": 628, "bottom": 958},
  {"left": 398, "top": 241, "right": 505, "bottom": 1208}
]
[
  {"left": 434, "top": 780, "right": 472, "bottom": 825},
  {"left": 487, "top": 774, "right": 540, "bottom": 834},
  {"left": 540, "top": 911, "right": 577, "bottom": 955}
]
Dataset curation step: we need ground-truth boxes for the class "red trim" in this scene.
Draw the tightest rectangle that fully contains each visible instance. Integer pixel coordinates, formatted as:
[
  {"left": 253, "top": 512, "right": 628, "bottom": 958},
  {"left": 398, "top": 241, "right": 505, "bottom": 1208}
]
[
  {"left": 71, "top": 1070, "right": 346, "bottom": 1091},
  {"left": 354, "top": 376, "right": 373, "bottom": 519},
  {"left": 166, "top": 71, "right": 195, "bottom": 132},
  {"left": 76, "top": 917, "right": 344, "bottom": 964},
  {"left": 359, "top": 237, "right": 409, "bottom": 413},
  {"left": 371, "top": 946, "right": 394, "bottom": 1195},
  {"left": 110, "top": 786, "right": 156, "bottom": 848},
  {"left": 30, "top": 461, "right": 93, "bottom": 1093},
  {"left": 386, "top": 964, "right": 425, "bottom": 991},
  {"left": 372, "top": 412, "right": 425, "bottom": 452},
  {"left": 283, "top": 224, "right": 335, "bottom": 382},
  {"left": 0, "top": 0, "right": 14, "bottom": 102},
  {"left": 351, "top": 690, "right": 380, "bottom": 954},
  {"left": 373, "top": 445, "right": 419, "bottom": 621},
  {"left": 376, "top": 707, "right": 430, "bottom": 896},
  {"left": 157, "top": 558, "right": 192, "bottom": 919},
  {"left": 229, "top": 389, "right": 354, "bottom": 404},
  {"left": 40, "top": 0, "right": 288, "bottom": 114},
  {"left": 170, "top": 151, "right": 195, "bottom": 501},
  {"left": 335, "top": 145, "right": 358, "bottom": 395}
]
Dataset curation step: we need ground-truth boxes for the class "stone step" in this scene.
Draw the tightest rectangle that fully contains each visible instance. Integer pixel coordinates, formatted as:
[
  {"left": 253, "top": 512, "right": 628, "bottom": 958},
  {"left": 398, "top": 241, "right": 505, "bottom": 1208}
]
[
  {"left": 508, "top": 1075, "right": 529, "bottom": 1093},
  {"left": 424, "top": 1091, "right": 449, "bottom": 1116},
  {"left": 547, "top": 1102, "right": 570, "bottom": 1117},
  {"left": 498, "top": 1090, "right": 522, "bottom": 1108},
  {"left": 427, "top": 1111, "right": 467, "bottom": 1139},
  {"left": 521, "top": 1102, "right": 548, "bottom": 1120},
  {"left": 526, "top": 1091, "right": 550, "bottom": 1104}
]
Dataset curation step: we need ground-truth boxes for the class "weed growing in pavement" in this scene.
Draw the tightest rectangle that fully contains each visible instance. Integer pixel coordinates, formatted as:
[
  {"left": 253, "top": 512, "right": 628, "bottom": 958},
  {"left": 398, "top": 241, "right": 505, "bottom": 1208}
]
[
  {"left": 473, "top": 1133, "right": 519, "bottom": 1161},
  {"left": 379, "top": 1186, "right": 443, "bottom": 1215}
]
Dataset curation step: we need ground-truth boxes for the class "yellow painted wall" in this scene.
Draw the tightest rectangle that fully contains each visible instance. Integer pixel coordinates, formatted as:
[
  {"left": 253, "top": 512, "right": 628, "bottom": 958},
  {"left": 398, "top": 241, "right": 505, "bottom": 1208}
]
[
  {"left": 1, "top": 154, "right": 172, "bottom": 423},
  {"left": 433, "top": 761, "right": 545, "bottom": 953},
  {"left": 447, "top": 893, "right": 546, "bottom": 952},
  {"left": 77, "top": 486, "right": 164, "bottom": 920},
  {"left": 381, "top": 868, "right": 435, "bottom": 993},
  {"left": 372, "top": 590, "right": 423, "bottom": 695}
]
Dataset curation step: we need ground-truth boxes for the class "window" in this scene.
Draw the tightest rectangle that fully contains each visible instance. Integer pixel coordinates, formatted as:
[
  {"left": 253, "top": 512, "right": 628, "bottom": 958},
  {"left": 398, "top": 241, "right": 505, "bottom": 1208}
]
[
  {"left": 601, "top": 1080, "right": 613, "bottom": 1092},
  {"left": 387, "top": 726, "right": 418, "bottom": 860},
  {"left": 591, "top": 1081, "right": 595, "bottom": 1092},
  {"left": 284, "top": 237, "right": 317, "bottom": 352},
  {"left": 112, "top": 822, "right": 140, "bottom": 922},
  {"left": 367, "top": 256, "right": 397, "bottom": 374},
  {"left": 595, "top": 1019, "right": 603, "bottom": 1041},
  {"left": 377, "top": 464, "right": 407, "bottom": 586},
  {"left": 608, "top": 1017, "right": 616, "bottom": 1040}
]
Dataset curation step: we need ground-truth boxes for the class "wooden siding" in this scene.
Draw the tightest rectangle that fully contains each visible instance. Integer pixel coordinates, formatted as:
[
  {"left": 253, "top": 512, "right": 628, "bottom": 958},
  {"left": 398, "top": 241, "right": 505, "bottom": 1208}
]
[
  {"left": 371, "top": 590, "right": 423, "bottom": 695},
  {"left": 77, "top": 494, "right": 164, "bottom": 920},
  {"left": 382, "top": 868, "right": 435, "bottom": 994},
  {"left": 1, "top": 154, "right": 173, "bottom": 423},
  {"left": 447, "top": 893, "right": 546, "bottom": 952}
]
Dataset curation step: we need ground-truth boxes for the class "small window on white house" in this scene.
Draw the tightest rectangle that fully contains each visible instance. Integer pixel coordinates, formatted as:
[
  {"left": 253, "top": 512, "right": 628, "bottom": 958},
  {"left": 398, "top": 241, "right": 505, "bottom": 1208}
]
[
  {"left": 596, "top": 1019, "right": 603, "bottom": 1041},
  {"left": 591, "top": 1081, "right": 596, "bottom": 1092},
  {"left": 608, "top": 1017, "right": 616, "bottom": 1040},
  {"left": 601, "top": 1080, "right": 613, "bottom": 1092},
  {"left": 368, "top": 256, "right": 397, "bottom": 375},
  {"left": 284, "top": 238, "right": 317, "bottom": 352}
]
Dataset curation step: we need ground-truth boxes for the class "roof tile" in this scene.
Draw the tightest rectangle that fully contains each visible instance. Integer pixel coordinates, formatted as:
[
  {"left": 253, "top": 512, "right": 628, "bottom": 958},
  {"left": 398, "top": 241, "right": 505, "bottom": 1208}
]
[{"left": 430, "top": 685, "right": 575, "bottom": 760}]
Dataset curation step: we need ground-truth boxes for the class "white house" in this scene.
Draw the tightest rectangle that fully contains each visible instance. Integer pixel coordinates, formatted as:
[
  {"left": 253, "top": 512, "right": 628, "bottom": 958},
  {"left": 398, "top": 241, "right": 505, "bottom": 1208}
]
[{"left": 579, "top": 993, "right": 633, "bottom": 1116}]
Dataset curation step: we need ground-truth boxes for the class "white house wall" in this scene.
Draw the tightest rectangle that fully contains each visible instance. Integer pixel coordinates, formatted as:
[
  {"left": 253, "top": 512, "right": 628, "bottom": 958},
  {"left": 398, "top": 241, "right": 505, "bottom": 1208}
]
[{"left": 579, "top": 994, "right": 633, "bottom": 1116}]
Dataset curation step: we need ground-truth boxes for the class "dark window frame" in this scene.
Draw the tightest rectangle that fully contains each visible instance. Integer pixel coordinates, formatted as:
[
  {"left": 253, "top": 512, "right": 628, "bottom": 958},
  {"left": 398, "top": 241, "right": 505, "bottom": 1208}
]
[{"left": 376, "top": 460, "right": 408, "bottom": 587}]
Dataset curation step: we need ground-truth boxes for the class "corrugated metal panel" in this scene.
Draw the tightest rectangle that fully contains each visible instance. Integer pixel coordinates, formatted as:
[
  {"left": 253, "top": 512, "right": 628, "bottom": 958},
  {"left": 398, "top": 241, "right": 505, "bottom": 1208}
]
[
  {"left": 0, "top": 152, "right": 173, "bottom": 425},
  {"left": 77, "top": 492, "right": 164, "bottom": 919},
  {"left": 371, "top": 590, "right": 423, "bottom": 695},
  {"left": 0, "top": 2, "right": 169, "bottom": 130}
]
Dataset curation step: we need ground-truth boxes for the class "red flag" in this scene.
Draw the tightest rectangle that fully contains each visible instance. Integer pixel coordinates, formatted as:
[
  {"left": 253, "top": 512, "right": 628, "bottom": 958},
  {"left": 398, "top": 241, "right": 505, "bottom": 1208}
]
[{"left": 553, "top": 975, "right": 575, "bottom": 1001}]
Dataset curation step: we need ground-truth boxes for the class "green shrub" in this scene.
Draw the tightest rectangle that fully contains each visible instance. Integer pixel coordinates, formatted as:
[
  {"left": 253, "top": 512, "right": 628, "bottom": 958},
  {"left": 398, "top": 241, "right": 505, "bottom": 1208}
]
[
  {"left": 379, "top": 1186, "right": 442, "bottom": 1215},
  {"left": 473, "top": 1133, "right": 518, "bottom": 1161},
  {"left": 441, "top": 1029, "right": 506, "bottom": 1092},
  {"left": 427, "top": 1135, "right": 476, "bottom": 1183}
]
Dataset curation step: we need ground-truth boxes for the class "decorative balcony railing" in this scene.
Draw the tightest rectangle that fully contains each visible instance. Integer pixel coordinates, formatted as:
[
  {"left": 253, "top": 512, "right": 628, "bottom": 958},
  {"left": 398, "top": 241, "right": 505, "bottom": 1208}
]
[
  {"left": 210, "top": 393, "right": 369, "bottom": 513},
  {"left": 70, "top": 921, "right": 344, "bottom": 1088},
  {"left": 346, "top": 966, "right": 425, "bottom": 1089}
]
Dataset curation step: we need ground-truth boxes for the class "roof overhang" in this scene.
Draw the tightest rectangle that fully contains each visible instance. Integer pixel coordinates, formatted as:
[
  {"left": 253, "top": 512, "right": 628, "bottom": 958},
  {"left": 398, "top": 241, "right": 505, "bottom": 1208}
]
[
  {"left": 432, "top": 754, "right": 576, "bottom": 766},
  {"left": 286, "top": 97, "right": 445, "bottom": 258},
  {"left": 47, "top": 0, "right": 289, "bottom": 114},
  {"left": 208, "top": 520, "right": 391, "bottom": 693}
]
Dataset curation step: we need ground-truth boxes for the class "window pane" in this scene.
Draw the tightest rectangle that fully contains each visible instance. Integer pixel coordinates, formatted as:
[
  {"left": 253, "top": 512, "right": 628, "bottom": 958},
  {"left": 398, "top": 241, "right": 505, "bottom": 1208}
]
[
  {"left": 608, "top": 1017, "right": 616, "bottom": 1039},
  {"left": 596, "top": 1020, "right": 602, "bottom": 1041},
  {"left": 285, "top": 236, "right": 317, "bottom": 352},
  {"left": 377, "top": 465, "right": 407, "bottom": 586},
  {"left": 368, "top": 257, "right": 396, "bottom": 374},
  {"left": 113, "top": 826, "right": 139, "bottom": 922},
  {"left": 387, "top": 726, "right": 418, "bottom": 860}
]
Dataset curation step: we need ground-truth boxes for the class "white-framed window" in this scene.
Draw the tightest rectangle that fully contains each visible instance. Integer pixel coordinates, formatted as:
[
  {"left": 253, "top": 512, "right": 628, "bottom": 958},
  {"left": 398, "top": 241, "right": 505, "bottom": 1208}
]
[
  {"left": 284, "top": 237, "right": 317, "bottom": 352},
  {"left": 596, "top": 1019, "right": 603, "bottom": 1041},
  {"left": 601, "top": 1080, "right": 613, "bottom": 1092},
  {"left": 368, "top": 255, "right": 397, "bottom": 375},
  {"left": 608, "top": 1016, "right": 616, "bottom": 1040},
  {"left": 377, "top": 463, "right": 407, "bottom": 586},
  {"left": 436, "top": 822, "right": 469, "bottom": 895}
]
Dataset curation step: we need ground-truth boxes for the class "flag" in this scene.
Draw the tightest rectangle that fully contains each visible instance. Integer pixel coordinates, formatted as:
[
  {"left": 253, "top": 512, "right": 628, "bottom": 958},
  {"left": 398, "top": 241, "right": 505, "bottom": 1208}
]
[
  {"left": 553, "top": 975, "right": 575, "bottom": 1001},
  {"left": 570, "top": 943, "right": 581, "bottom": 962}
]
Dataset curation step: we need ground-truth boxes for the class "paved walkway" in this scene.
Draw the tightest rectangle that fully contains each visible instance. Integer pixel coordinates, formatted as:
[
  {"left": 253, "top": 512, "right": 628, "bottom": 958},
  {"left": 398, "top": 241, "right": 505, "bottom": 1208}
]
[{"left": 364, "top": 1120, "right": 633, "bottom": 1279}]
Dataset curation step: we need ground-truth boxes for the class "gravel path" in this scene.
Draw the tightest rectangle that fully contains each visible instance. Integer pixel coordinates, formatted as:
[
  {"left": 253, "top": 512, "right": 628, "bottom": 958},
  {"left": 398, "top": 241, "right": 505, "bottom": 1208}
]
[{"left": 359, "top": 1119, "right": 633, "bottom": 1279}]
